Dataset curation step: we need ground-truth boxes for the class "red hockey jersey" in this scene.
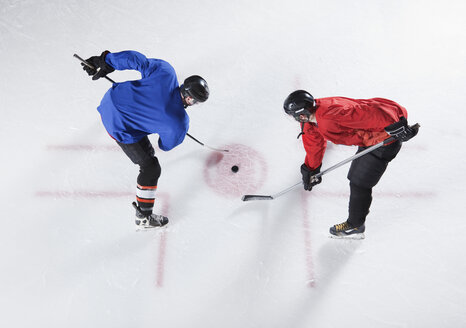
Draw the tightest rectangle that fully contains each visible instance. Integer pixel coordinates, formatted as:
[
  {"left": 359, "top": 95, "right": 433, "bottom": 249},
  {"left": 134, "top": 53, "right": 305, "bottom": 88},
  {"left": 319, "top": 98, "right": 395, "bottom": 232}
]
[{"left": 302, "top": 97, "right": 407, "bottom": 169}]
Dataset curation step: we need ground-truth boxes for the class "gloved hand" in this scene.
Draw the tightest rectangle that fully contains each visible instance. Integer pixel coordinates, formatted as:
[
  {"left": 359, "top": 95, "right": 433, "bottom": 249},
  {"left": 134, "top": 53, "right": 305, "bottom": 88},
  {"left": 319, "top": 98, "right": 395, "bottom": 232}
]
[
  {"left": 301, "top": 164, "right": 322, "bottom": 191},
  {"left": 384, "top": 116, "right": 419, "bottom": 142},
  {"left": 82, "top": 51, "right": 115, "bottom": 80}
]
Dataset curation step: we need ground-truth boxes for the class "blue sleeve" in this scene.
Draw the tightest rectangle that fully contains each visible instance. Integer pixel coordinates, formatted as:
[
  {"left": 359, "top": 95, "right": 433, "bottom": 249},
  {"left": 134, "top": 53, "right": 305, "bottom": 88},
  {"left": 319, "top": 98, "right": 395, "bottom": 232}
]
[
  {"left": 158, "top": 134, "right": 185, "bottom": 151},
  {"left": 105, "top": 51, "right": 159, "bottom": 78}
]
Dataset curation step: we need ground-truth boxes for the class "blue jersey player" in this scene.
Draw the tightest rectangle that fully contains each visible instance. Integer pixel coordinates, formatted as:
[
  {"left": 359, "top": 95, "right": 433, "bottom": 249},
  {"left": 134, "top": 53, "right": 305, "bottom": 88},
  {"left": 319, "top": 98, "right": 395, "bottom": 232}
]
[{"left": 82, "top": 50, "right": 209, "bottom": 228}]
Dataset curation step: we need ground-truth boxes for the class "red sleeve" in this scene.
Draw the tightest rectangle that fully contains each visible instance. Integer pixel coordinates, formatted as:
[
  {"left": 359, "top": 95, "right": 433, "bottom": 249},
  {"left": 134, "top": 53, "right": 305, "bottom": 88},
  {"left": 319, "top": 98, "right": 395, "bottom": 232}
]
[
  {"left": 321, "top": 98, "right": 408, "bottom": 132},
  {"left": 302, "top": 123, "right": 327, "bottom": 170}
]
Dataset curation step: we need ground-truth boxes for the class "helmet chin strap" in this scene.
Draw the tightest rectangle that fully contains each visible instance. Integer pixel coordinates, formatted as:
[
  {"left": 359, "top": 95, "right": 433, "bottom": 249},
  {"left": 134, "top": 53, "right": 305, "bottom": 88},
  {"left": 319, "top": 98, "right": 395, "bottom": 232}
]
[
  {"left": 180, "top": 92, "right": 188, "bottom": 108},
  {"left": 296, "top": 112, "right": 316, "bottom": 139},
  {"left": 294, "top": 113, "right": 310, "bottom": 123},
  {"left": 297, "top": 122, "right": 305, "bottom": 139}
]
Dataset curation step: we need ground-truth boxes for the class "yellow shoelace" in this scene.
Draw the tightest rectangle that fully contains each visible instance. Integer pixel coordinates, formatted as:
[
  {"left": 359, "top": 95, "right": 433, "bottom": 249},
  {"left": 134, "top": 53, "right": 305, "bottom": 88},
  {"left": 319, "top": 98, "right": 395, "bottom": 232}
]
[{"left": 335, "top": 222, "right": 351, "bottom": 232}]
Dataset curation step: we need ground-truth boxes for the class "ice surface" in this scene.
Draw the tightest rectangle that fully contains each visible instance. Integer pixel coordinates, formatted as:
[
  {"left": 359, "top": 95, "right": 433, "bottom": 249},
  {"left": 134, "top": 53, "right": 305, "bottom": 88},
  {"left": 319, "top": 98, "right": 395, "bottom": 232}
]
[{"left": 1, "top": 0, "right": 466, "bottom": 327}]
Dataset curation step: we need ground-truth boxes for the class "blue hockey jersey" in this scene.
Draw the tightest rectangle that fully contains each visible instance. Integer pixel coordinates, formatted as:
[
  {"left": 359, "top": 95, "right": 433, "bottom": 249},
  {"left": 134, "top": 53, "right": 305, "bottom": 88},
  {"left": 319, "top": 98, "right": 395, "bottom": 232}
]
[{"left": 96, "top": 51, "right": 189, "bottom": 151}]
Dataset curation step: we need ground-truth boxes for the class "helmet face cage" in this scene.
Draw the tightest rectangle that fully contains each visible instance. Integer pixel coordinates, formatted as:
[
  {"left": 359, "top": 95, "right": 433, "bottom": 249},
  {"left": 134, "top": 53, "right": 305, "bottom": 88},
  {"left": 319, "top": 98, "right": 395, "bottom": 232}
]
[
  {"left": 290, "top": 107, "right": 312, "bottom": 121},
  {"left": 180, "top": 85, "right": 199, "bottom": 105}
]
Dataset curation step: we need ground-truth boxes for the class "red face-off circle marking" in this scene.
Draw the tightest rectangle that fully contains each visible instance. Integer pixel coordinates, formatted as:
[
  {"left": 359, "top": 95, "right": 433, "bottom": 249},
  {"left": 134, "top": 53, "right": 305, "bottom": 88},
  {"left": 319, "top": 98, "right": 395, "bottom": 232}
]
[{"left": 203, "top": 144, "right": 268, "bottom": 198}]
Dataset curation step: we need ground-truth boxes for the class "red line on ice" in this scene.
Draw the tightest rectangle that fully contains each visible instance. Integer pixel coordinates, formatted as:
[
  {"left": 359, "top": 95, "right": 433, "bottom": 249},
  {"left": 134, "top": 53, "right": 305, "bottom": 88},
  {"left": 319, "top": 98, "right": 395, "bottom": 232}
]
[
  {"left": 301, "top": 191, "right": 316, "bottom": 288},
  {"left": 46, "top": 144, "right": 163, "bottom": 153},
  {"left": 35, "top": 191, "right": 133, "bottom": 198},
  {"left": 156, "top": 232, "right": 167, "bottom": 288},
  {"left": 318, "top": 191, "right": 436, "bottom": 198},
  {"left": 46, "top": 144, "right": 120, "bottom": 151},
  {"left": 155, "top": 193, "right": 170, "bottom": 288}
]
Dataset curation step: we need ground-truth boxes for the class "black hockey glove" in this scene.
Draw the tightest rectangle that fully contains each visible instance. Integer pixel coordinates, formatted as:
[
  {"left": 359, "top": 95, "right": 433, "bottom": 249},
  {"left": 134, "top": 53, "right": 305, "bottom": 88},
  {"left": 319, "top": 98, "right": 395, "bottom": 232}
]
[
  {"left": 301, "top": 164, "right": 322, "bottom": 191},
  {"left": 82, "top": 51, "right": 115, "bottom": 80},
  {"left": 384, "top": 116, "right": 419, "bottom": 142}
]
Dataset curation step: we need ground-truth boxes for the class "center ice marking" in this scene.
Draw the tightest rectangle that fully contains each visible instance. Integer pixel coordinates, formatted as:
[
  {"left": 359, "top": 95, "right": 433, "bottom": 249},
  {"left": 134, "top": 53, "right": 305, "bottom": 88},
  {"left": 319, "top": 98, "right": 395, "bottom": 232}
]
[{"left": 203, "top": 144, "right": 267, "bottom": 198}]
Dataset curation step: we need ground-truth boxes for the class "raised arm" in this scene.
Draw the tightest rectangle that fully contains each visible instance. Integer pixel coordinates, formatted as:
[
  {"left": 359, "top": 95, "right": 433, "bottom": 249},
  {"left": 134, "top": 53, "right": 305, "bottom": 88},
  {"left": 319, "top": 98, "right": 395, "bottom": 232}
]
[{"left": 105, "top": 50, "right": 159, "bottom": 78}]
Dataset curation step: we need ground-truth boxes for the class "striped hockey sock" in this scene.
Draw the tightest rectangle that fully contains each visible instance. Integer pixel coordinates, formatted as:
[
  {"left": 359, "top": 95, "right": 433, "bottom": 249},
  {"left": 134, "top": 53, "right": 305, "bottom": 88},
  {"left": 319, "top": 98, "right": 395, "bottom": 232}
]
[{"left": 136, "top": 184, "right": 157, "bottom": 215}]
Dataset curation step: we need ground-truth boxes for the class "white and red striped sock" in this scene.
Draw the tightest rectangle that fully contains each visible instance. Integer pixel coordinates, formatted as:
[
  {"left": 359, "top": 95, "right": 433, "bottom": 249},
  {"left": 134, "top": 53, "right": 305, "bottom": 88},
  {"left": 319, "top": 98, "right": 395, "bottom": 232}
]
[{"left": 136, "top": 184, "right": 157, "bottom": 215}]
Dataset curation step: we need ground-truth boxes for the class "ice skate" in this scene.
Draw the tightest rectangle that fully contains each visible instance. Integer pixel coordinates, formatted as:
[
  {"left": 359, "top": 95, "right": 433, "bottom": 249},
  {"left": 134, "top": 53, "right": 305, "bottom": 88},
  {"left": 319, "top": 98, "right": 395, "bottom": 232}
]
[
  {"left": 329, "top": 221, "right": 365, "bottom": 239},
  {"left": 132, "top": 202, "right": 168, "bottom": 229}
]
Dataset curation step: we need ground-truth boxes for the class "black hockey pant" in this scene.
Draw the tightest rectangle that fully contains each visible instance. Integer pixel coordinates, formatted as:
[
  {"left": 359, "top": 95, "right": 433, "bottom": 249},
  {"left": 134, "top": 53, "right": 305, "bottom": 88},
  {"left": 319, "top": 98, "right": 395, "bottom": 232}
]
[
  {"left": 117, "top": 136, "right": 161, "bottom": 215},
  {"left": 346, "top": 140, "right": 402, "bottom": 227}
]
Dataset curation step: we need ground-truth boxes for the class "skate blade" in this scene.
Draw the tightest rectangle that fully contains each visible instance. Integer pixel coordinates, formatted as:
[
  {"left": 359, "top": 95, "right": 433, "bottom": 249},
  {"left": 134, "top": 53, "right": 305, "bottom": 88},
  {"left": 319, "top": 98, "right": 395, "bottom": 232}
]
[
  {"left": 329, "top": 233, "right": 365, "bottom": 240},
  {"left": 135, "top": 224, "right": 168, "bottom": 231}
]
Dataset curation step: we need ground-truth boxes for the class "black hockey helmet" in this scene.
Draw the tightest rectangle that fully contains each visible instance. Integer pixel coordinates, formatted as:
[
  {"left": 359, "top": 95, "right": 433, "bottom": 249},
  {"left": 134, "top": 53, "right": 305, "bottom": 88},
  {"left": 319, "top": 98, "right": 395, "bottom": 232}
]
[
  {"left": 180, "top": 75, "right": 209, "bottom": 103},
  {"left": 283, "top": 90, "right": 316, "bottom": 121}
]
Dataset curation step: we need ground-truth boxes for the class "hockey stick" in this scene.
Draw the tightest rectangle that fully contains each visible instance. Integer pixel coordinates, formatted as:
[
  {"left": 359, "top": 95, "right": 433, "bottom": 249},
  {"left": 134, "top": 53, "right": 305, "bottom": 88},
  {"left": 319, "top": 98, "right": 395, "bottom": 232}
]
[
  {"left": 241, "top": 124, "right": 420, "bottom": 202},
  {"left": 186, "top": 133, "right": 229, "bottom": 152},
  {"left": 74, "top": 53, "right": 228, "bottom": 153}
]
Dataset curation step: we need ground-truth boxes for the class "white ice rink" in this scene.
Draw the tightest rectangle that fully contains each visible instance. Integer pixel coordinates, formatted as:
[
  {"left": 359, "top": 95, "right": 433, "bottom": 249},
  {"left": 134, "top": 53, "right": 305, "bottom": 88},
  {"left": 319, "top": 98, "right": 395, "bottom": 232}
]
[{"left": 1, "top": 0, "right": 466, "bottom": 327}]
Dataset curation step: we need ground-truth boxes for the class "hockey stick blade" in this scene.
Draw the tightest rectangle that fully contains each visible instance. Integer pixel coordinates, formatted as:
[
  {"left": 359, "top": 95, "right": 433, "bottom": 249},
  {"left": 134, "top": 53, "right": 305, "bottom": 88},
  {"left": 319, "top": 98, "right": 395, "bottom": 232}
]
[
  {"left": 186, "top": 133, "right": 229, "bottom": 152},
  {"left": 241, "top": 182, "right": 302, "bottom": 202},
  {"left": 204, "top": 144, "right": 229, "bottom": 153},
  {"left": 241, "top": 194, "right": 274, "bottom": 201}
]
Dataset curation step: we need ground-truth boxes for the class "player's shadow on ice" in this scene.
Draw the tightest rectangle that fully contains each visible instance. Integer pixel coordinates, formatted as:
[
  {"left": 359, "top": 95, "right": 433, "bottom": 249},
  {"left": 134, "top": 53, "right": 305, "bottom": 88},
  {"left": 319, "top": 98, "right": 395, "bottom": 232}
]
[{"left": 288, "top": 239, "right": 362, "bottom": 327}]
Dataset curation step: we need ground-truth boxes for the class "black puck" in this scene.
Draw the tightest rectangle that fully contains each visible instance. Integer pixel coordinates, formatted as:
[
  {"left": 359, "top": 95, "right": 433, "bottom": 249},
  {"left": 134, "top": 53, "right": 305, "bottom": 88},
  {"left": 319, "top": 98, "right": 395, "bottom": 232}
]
[{"left": 231, "top": 165, "right": 239, "bottom": 173}]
